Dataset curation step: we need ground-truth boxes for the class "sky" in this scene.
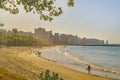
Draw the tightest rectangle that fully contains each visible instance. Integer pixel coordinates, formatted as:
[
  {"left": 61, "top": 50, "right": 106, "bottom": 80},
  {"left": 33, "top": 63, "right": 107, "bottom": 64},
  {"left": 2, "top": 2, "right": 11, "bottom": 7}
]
[{"left": 0, "top": 0, "right": 120, "bottom": 44}]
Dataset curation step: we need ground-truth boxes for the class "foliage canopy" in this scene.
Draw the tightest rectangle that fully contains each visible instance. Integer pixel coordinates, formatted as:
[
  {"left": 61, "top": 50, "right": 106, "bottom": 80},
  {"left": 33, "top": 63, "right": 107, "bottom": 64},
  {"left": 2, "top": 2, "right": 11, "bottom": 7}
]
[{"left": 0, "top": 0, "right": 74, "bottom": 22}]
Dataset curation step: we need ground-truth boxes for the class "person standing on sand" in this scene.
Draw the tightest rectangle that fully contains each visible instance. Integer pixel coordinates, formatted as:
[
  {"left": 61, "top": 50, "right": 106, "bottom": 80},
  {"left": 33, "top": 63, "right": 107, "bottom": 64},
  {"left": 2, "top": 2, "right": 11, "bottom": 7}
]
[{"left": 87, "top": 65, "right": 91, "bottom": 74}]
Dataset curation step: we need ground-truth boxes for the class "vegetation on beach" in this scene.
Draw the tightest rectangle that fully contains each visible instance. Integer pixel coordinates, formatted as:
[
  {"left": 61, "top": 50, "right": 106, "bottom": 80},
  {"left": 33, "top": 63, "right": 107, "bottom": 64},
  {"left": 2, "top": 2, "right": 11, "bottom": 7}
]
[
  {"left": 0, "top": 67, "right": 63, "bottom": 80},
  {"left": 40, "top": 69, "right": 64, "bottom": 80}
]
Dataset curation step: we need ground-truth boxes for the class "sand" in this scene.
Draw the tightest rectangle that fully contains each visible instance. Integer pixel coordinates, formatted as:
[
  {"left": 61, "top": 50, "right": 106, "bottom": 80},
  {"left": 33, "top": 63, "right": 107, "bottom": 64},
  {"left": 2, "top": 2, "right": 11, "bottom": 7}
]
[{"left": 0, "top": 46, "right": 114, "bottom": 80}]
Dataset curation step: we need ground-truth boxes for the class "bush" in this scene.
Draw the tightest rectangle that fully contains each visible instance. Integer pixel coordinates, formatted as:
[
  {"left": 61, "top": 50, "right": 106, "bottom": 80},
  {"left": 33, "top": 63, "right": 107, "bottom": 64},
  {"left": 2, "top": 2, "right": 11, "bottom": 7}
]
[{"left": 39, "top": 69, "right": 64, "bottom": 80}]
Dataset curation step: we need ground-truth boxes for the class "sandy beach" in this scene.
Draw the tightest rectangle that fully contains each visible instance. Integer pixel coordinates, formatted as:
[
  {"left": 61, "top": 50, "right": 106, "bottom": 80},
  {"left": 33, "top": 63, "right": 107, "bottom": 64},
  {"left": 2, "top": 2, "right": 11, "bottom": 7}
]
[
  {"left": 39, "top": 46, "right": 120, "bottom": 80},
  {"left": 0, "top": 46, "right": 114, "bottom": 80}
]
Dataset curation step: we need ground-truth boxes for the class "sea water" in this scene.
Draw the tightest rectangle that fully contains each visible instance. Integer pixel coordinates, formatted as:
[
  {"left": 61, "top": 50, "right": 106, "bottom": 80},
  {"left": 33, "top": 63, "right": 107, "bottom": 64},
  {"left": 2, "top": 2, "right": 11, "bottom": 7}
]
[{"left": 61, "top": 46, "right": 120, "bottom": 75}]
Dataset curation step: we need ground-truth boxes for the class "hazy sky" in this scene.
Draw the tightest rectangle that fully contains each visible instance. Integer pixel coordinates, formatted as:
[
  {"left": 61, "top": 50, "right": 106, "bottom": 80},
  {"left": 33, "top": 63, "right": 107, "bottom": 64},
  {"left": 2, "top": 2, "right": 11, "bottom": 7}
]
[{"left": 0, "top": 0, "right": 120, "bottom": 44}]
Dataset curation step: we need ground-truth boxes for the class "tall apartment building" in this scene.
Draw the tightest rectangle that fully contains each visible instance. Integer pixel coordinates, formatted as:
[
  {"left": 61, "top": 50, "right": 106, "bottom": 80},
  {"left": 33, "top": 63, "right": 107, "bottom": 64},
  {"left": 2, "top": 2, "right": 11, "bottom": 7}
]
[
  {"left": 47, "top": 30, "right": 54, "bottom": 43},
  {"left": 100, "top": 40, "right": 104, "bottom": 45},
  {"left": 54, "top": 33, "right": 60, "bottom": 43},
  {"left": 80, "top": 38, "right": 87, "bottom": 45},
  {"left": 106, "top": 40, "right": 108, "bottom": 44},
  {"left": 34, "top": 27, "right": 53, "bottom": 42},
  {"left": 34, "top": 27, "right": 46, "bottom": 40},
  {"left": 59, "top": 34, "right": 68, "bottom": 44},
  {"left": 78, "top": 38, "right": 81, "bottom": 45},
  {"left": 73, "top": 36, "right": 79, "bottom": 45},
  {"left": 67, "top": 34, "right": 74, "bottom": 44}
]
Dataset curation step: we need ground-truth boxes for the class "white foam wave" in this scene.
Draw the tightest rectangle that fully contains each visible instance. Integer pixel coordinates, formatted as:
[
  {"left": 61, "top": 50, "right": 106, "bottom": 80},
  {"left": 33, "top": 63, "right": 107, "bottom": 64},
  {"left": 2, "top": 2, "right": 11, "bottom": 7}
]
[{"left": 57, "top": 47, "right": 120, "bottom": 75}]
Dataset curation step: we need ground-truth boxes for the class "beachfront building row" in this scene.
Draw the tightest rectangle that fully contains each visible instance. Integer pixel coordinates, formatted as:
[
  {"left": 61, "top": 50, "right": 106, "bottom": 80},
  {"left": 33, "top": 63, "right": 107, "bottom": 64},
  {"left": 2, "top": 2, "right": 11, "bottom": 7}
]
[
  {"left": 0, "top": 27, "right": 108, "bottom": 45},
  {"left": 54, "top": 33, "right": 80, "bottom": 45},
  {"left": 53, "top": 33, "right": 106, "bottom": 45},
  {"left": 80, "top": 38, "right": 105, "bottom": 45}
]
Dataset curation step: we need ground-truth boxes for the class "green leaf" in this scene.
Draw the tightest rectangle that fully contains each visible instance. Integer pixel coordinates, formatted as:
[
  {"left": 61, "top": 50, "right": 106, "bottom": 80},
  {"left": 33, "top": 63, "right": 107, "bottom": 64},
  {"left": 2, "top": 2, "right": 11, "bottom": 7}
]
[{"left": 68, "top": 0, "right": 74, "bottom": 7}]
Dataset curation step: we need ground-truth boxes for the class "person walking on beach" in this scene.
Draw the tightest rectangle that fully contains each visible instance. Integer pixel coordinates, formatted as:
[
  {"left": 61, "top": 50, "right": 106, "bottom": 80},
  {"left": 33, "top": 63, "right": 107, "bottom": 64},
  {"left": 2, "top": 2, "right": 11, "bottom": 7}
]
[{"left": 87, "top": 65, "right": 91, "bottom": 74}]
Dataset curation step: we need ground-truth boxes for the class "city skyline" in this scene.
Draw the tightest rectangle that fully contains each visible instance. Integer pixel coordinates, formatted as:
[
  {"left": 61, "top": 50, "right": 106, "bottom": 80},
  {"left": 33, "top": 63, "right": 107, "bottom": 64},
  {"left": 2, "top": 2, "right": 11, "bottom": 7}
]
[
  {"left": 0, "top": 27, "right": 107, "bottom": 45},
  {"left": 0, "top": 0, "right": 120, "bottom": 44}
]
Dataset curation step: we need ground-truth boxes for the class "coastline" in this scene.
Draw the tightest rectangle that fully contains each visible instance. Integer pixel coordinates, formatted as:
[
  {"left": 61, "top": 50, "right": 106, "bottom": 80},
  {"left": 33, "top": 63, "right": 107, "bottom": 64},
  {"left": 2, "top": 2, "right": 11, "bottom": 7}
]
[
  {"left": 37, "top": 46, "right": 120, "bottom": 80},
  {"left": 0, "top": 46, "right": 115, "bottom": 80}
]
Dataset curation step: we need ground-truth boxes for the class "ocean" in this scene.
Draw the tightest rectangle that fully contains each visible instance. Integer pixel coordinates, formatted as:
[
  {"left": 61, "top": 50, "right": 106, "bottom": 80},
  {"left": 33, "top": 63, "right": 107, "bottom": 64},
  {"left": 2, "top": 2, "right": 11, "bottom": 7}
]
[{"left": 61, "top": 46, "right": 120, "bottom": 76}]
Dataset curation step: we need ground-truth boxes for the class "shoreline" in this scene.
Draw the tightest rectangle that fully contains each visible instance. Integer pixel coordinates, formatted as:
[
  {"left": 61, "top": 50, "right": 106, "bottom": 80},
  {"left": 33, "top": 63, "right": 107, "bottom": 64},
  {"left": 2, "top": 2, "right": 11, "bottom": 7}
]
[
  {"left": 0, "top": 46, "right": 115, "bottom": 80},
  {"left": 36, "top": 46, "right": 120, "bottom": 80}
]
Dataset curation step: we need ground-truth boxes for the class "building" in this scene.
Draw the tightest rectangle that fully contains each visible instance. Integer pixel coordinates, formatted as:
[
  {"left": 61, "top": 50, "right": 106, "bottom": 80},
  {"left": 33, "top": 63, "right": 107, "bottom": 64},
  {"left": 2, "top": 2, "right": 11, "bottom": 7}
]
[
  {"left": 34, "top": 27, "right": 46, "bottom": 41},
  {"left": 47, "top": 30, "right": 54, "bottom": 42},
  {"left": 100, "top": 40, "right": 104, "bottom": 45},
  {"left": 34, "top": 27, "right": 53, "bottom": 42},
  {"left": 54, "top": 33, "right": 60, "bottom": 43},
  {"left": 87, "top": 39, "right": 100, "bottom": 45},
  {"left": 59, "top": 34, "right": 68, "bottom": 44},
  {"left": 73, "top": 36, "right": 79, "bottom": 45},
  {"left": 34, "top": 27, "right": 47, "bottom": 41},
  {"left": 67, "top": 34, "right": 74, "bottom": 44},
  {"left": 78, "top": 38, "right": 81, "bottom": 45},
  {"left": 106, "top": 40, "right": 108, "bottom": 44},
  {"left": 80, "top": 38, "right": 87, "bottom": 45}
]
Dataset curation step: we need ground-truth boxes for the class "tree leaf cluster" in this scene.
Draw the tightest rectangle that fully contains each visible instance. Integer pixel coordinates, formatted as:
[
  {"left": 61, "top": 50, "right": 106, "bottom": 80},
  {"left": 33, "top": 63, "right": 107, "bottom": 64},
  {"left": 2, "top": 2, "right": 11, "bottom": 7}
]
[
  {"left": 0, "top": 0, "right": 74, "bottom": 22},
  {"left": 67, "top": 0, "right": 74, "bottom": 7}
]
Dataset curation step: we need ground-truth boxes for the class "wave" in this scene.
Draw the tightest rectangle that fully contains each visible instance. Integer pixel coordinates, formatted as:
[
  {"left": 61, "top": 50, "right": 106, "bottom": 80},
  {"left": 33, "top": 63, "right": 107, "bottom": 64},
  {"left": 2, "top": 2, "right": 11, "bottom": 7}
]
[{"left": 56, "top": 46, "right": 120, "bottom": 75}]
